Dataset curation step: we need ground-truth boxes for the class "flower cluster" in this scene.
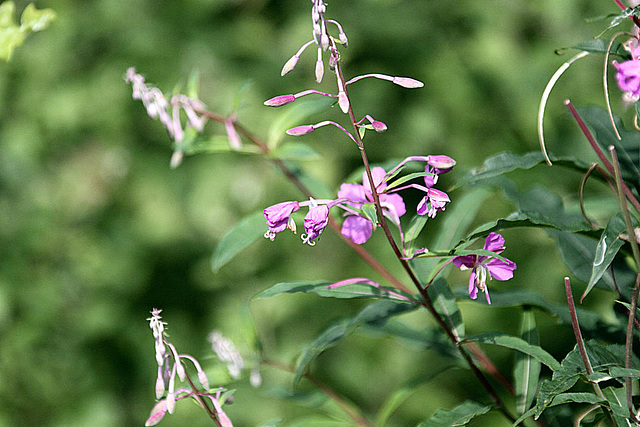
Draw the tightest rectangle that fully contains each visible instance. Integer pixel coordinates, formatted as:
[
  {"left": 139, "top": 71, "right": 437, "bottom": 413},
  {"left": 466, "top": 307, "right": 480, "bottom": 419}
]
[
  {"left": 208, "top": 331, "right": 262, "bottom": 387},
  {"left": 126, "top": 68, "right": 246, "bottom": 168},
  {"left": 451, "top": 233, "right": 517, "bottom": 304},
  {"left": 263, "top": 156, "right": 455, "bottom": 246},
  {"left": 146, "top": 309, "right": 233, "bottom": 427},
  {"left": 613, "top": 36, "right": 640, "bottom": 102}
]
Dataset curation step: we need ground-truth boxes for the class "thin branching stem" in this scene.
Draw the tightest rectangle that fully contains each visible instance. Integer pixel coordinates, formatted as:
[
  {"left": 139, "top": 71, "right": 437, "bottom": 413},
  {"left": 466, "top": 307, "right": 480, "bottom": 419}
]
[
  {"left": 609, "top": 146, "right": 640, "bottom": 420},
  {"left": 183, "top": 372, "right": 222, "bottom": 426}
]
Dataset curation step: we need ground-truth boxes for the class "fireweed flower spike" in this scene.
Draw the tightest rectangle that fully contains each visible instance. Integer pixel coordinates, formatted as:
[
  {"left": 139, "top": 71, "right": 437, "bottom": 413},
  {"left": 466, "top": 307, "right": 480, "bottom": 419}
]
[
  {"left": 338, "top": 167, "right": 406, "bottom": 244},
  {"left": 452, "top": 233, "right": 517, "bottom": 304},
  {"left": 263, "top": 201, "right": 300, "bottom": 241}
]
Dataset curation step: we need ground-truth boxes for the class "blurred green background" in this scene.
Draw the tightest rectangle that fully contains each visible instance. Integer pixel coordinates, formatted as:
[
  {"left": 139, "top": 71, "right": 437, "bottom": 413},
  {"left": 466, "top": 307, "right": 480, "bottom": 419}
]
[{"left": 0, "top": 0, "right": 628, "bottom": 426}]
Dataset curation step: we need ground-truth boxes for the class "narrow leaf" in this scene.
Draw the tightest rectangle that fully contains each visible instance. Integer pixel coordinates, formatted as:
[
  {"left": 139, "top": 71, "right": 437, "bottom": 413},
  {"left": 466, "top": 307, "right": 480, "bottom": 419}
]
[
  {"left": 293, "top": 300, "right": 417, "bottom": 387},
  {"left": 428, "top": 278, "right": 464, "bottom": 340},
  {"left": 584, "top": 214, "right": 626, "bottom": 301},
  {"left": 253, "top": 280, "right": 419, "bottom": 301},
  {"left": 212, "top": 211, "right": 267, "bottom": 272},
  {"left": 514, "top": 310, "right": 541, "bottom": 414},
  {"left": 417, "top": 400, "right": 492, "bottom": 426},
  {"left": 463, "top": 333, "right": 560, "bottom": 371}
]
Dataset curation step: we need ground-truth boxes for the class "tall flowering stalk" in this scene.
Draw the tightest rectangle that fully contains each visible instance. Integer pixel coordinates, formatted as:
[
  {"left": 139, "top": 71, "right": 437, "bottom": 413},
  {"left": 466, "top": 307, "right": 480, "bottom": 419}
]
[{"left": 146, "top": 309, "right": 232, "bottom": 427}]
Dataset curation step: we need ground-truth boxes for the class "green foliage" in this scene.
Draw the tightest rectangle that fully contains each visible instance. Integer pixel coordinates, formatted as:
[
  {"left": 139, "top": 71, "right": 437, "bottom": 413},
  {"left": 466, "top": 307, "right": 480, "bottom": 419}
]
[
  {"left": 417, "top": 400, "right": 492, "bottom": 426},
  {"left": 0, "top": 1, "right": 55, "bottom": 61}
]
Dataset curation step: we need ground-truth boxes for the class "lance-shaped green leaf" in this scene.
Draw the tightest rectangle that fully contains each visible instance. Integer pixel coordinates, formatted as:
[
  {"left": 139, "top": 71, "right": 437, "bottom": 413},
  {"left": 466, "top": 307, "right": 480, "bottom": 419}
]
[
  {"left": 574, "top": 38, "right": 627, "bottom": 58},
  {"left": 584, "top": 214, "right": 627, "bottom": 301},
  {"left": 417, "top": 400, "right": 492, "bottom": 426},
  {"left": 549, "top": 229, "right": 636, "bottom": 302},
  {"left": 602, "top": 386, "right": 633, "bottom": 421},
  {"left": 384, "top": 171, "right": 434, "bottom": 191},
  {"left": 453, "top": 152, "right": 592, "bottom": 191},
  {"left": 292, "top": 300, "right": 417, "bottom": 387},
  {"left": 533, "top": 340, "right": 623, "bottom": 417},
  {"left": 253, "top": 279, "right": 419, "bottom": 302},
  {"left": 428, "top": 278, "right": 464, "bottom": 340},
  {"left": 211, "top": 211, "right": 267, "bottom": 272},
  {"left": 457, "top": 289, "right": 625, "bottom": 342},
  {"left": 512, "top": 392, "right": 605, "bottom": 425},
  {"left": 463, "top": 333, "right": 560, "bottom": 371},
  {"left": 514, "top": 310, "right": 542, "bottom": 414}
]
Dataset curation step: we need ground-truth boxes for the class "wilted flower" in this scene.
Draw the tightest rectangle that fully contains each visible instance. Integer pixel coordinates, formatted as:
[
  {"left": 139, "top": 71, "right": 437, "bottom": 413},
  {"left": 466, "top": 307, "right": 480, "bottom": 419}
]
[{"left": 452, "top": 233, "right": 517, "bottom": 304}]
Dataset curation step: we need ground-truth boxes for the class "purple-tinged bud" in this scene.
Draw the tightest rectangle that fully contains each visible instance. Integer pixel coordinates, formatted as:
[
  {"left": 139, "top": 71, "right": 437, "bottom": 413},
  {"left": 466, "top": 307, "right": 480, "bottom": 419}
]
[
  {"left": 321, "top": 33, "right": 330, "bottom": 51},
  {"left": 286, "top": 125, "right": 315, "bottom": 136},
  {"left": 338, "top": 90, "right": 349, "bottom": 114},
  {"left": 281, "top": 54, "right": 299, "bottom": 76},
  {"left": 427, "top": 155, "right": 456, "bottom": 170},
  {"left": 225, "top": 118, "right": 242, "bottom": 151},
  {"left": 392, "top": 76, "right": 424, "bottom": 88},
  {"left": 175, "top": 359, "right": 186, "bottom": 381},
  {"left": 145, "top": 400, "right": 168, "bottom": 427},
  {"left": 371, "top": 120, "right": 387, "bottom": 132},
  {"left": 264, "top": 94, "right": 296, "bottom": 107},
  {"left": 316, "top": 58, "right": 324, "bottom": 83}
]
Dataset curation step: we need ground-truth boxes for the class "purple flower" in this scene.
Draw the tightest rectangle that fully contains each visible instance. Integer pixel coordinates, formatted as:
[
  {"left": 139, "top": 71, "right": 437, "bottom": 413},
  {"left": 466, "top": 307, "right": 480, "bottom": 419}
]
[
  {"left": 417, "top": 166, "right": 450, "bottom": 218},
  {"left": 452, "top": 233, "right": 517, "bottom": 304},
  {"left": 302, "top": 204, "right": 329, "bottom": 245},
  {"left": 614, "top": 59, "right": 640, "bottom": 99},
  {"left": 263, "top": 201, "right": 299, "bottom": 240},
  {"left": 613, "top": 38, "right": 640, "bottom": 101},
  {"left": 338, "top": 167, "right": 406, "bottom": 244}
]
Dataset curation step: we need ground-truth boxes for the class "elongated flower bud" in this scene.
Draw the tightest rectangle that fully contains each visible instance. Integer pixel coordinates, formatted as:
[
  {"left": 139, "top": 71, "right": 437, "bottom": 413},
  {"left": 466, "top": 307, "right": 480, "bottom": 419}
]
[
  {"left": 286, "top": 125, "right": 315, "bottom": 136},
  {"left": 391, "top": 76, "right": 424, "bottom": 88},
  {"left": 426, "top": 155, "right": 456, "bottom": 170},
  {"left": 281, "top": 54, "right": 299, "bottom": 76},
  {"left": 371, "top": 120, "right": 387, "bottom": 132},
  {"left": 263, "top": 94, "right": 296, "bottom": 107}
]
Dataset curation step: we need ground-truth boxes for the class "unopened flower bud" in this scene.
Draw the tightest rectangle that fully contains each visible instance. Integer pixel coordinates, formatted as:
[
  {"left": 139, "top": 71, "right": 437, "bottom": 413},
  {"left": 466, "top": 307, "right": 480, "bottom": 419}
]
[
  {"left": 338, "top": 90, "right": 349, "bottom": 113},
  {"left": 264, "top": 94, "right": 296, "bottom": 107},
  {"left": 155, "top": 367, "right": 165, "bottom": 399},
  {"left": 316, "top": 58, "right": 324, "bottom": 83},
  {"left": 371, "top": 120, "right": 387, "bottom": 132},
  {"left": 427, "top": 155, "right": 456, "bottom": 170},
  {"left": 392, "top": 76, "right": 424, "bottom": 88},
  {"left": 281, "top": 54, "right": 299, "bottom": 76},
  {"left": 225, "top": 118, "right": 242, "bottom": 151},
  {"left": 286, "top": 125, "right": 315, "bottom": 136},
  {"left": 198, "top": 370, "right": 210, "bottom": 390},
  {"left": 338, "top": 31, "right": 348, "bottom": 47}
]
